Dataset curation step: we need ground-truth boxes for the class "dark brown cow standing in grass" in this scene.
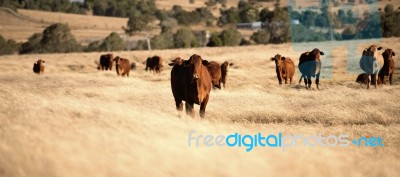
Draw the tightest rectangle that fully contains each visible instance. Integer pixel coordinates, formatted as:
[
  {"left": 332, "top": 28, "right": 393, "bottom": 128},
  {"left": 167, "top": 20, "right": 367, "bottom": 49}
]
[
  {"left": 220, "top": 61, "right": 233, "bottom": 89},
  {"left": 379, "top": 48, "right": 395, "bottom": 85},
  {"left": 33, "top": 59, "right": 45, "bottom": 75},
  {"left": 113, "top": 56, "right": 130, "bottom": 77},
  {"left": 146, "top": 55, "right": 163, "bottom": 73},
  {"left": 99, "top": 54, "right": 114, "bottom": 71},
  {"left": 270, "top": 54, "right": 295, "bottom": 85},
  {"left": 298, "top": 48, "right": 324, "bottom": 89},
  {"left": 206, "top": 61, "right": 222, "bottom": 89},
  {"left": 170, "top": 54, "right": 212, "bottom": 118},
  {"left": 359, "top": 45, "right": 384, "bottom": 89}
]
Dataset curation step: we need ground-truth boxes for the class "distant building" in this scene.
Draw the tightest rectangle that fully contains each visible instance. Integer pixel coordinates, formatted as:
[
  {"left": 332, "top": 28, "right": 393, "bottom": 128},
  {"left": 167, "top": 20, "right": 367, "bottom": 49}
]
[
  {"left": 291, "top": 19, "right": 300, "bottom": 25},
  {"left": 236, "top": 22, "right": 262, "bottom": 30}
]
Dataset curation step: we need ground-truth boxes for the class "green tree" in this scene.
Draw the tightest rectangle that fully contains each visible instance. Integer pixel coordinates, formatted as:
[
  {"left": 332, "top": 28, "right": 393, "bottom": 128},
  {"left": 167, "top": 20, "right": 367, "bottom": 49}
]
[
  {"left": 0, "top": 35, "right": 20, "bottom": 55},
  {"left": 20, "top": 33, "right": 43, "bottom": 54},
  {"left": 207, "top": 32, "right": 223, "bottom": 47},
  {"left": 99, "top": 32, "right": 126, "bottom": 51},
  {"left": 40, "top": 23, "right": 82, "bottom": 53},
  {"left": 251, "top": 30, "right": 271, "bottom": 44},
  {"left": 220, "top": 28, "right": 241, "bottom": 46},
  {"left": 151, "top": 31, "right": 174, "bottom": 49},
  {"left": 173, "top": 28, "right": 199, "bottom": 48}
]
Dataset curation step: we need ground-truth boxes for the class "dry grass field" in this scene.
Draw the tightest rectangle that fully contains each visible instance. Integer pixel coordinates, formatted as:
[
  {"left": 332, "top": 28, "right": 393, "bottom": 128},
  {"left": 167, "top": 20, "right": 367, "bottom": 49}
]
[{"left": 0, "top": 38, "right": 400, "bottom": 177}]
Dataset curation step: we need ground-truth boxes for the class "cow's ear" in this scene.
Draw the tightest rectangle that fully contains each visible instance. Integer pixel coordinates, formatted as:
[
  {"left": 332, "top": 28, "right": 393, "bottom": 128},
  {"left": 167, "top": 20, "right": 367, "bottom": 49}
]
[
  {"left": 392, "top": 51, "right": 395, "bottom": 56},
  {"left": 202, "top": 60, "right": 210, "bottom": 65},
  {"left": 281, "top": 57, "right": 286, "bottom": 60},
  {"left": 320, "top": 51, "right": 324, "bottom": 55},
  {"left": 168, "top": 63, "right": 174, "bottom": 66},
  {"left": 42, "top": 60, "right": 45, "bottom": 63},
  {"left": 270, "top": 57, "right": 275, "bottom": 61},
  {"left": 378, "top": 47, "right": 382, "bottom": 50},
  {"left": 229, "top": 63, "right": 234, "bottom": 66}
]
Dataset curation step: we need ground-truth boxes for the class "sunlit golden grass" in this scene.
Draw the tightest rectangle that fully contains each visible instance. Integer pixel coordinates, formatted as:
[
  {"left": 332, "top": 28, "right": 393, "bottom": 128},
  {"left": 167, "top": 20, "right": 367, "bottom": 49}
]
[{"left": 0, "top": 39, "right": 400, "bottom": 177}]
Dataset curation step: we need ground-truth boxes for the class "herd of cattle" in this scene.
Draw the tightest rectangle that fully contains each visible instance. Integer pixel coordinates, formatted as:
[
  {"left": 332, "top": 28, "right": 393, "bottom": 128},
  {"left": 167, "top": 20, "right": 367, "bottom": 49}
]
[{"left": 31, "top": 45, "right": 396, "bottom": 117}]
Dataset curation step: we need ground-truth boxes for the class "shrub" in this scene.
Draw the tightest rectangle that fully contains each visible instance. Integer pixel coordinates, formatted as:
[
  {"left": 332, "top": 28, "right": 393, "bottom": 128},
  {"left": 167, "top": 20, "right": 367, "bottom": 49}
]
[
  {"left": 207, "top": 32, "right": 223, "bottom": 47},
  {"left": 251, "top": 30, "right": 271, "bottom": 44},
  {"left": 219, "top": 28, "right": 241, "bottom": 46},
  {"left": 99, "top": 32, "right": 126, "bottom": 51},
  {"left": 20, "top": 33, "right": 43, "bottom": 54},
  {"left": 173, "top": 28, "right": 199, "bottom": 48},
  {"left": 0, "top": 35, "right": 20, "bottom": 55},
  {"left": 20, "top": 23, "right": 81, "bottom": 54},
  {"left": 40, "top": 23, "right": 82, "bottom": 53}
]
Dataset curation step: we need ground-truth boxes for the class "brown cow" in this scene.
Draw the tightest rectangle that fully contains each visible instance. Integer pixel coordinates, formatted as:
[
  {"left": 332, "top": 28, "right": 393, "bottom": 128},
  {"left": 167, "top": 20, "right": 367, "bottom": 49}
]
[
  {"left": 270, "top": 54, "right": 295, "bottom": 85},
  {"left": 170, "top": 54, "right": 212, "bottom": 118},
  {"left": 379, "top": 48, "right": 395, "bottom": 85},
  {"left": 33, "top": 59, "right": 45, "bottom": 75},
  {"left": 220, "top": 61, "right": 233, "bottom": 89},
  {"left": 99, "top": 54, "right": 114, "bottom": 71},
  {"left": 206, "top": 61, "right": 222, "bottom": 89},
  {"left": 146, "top": 55, "right": 163, "bottom": 73},
  {"left": 113, "top": 56, "right": 130, "bottom": 77},
  {"left": 169, "top": 57, "right": 185, "bottom": 66},
  {"left": 298, "top": 48, "right": 324, "bottom": 89},
  {"left": 359, "top": 45, "right": 383, "bottom": 89}
]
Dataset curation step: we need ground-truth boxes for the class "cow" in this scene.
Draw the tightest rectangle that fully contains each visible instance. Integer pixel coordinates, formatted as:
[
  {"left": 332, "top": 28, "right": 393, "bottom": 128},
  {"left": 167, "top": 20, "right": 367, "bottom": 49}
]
[
  {"left": 220, "top": 61, "right": 233, "bottom": 89},
  {"left": 356, "top": 73, "right": 369, "bottom": 84},
  {"left": 169, "top": 57, "right": 185, "bottom": 66},
  {"left": 146, "top": 55, "right": 163, "bottom": 73},
  {"left": 206, "top": 61, "right": 222, "bottom": 89},
  {"left": 170, "top": 54, "right": 212, "bottom": 118},
  {"left": 378, "top": 48, "right": 395, "bottom": 85},
  {"left": 270, "top": 54, "right": 295, "bottom": 85},
  {"left": 298, "top": 48, "right": 324, "bottom": 89},
  {"left": 359, "top": 45, "right": 383, "bottom": 89},
  {"left": 99, "top": 54, "right": 114, "bottom": 71},
  {"left": 113, "top": 56, "right": 130, "bottom": 77},
  {"left": 33, "top": 59, "right": 45, "bottom": 75}
]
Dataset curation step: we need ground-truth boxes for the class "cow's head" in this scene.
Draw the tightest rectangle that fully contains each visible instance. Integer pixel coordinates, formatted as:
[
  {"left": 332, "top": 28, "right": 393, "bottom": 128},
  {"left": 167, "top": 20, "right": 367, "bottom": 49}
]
[
  {"left": 270, "top": 54, "right": 286, "bottom": 68},
  {"left": 383, "top": 48, "right": 395, "bottom": 60},
  {"left": 36, "top": 59, "right": 45, "bottom": 65},
  {"left": 363, "top": 45, "right": 382, "bottom": 57},
  {"left": 221, "top": 61, "right": 233, "bottom": 70},
  {"left": 188, "top": 54, "right": 209, "bottom": 80},
  {"left": 311, "top": 48, "right": 324, "bottom": 56},
  {"left": 113, "top": 56, "right": 121, "bottom": 64},
  {"left": 169, "top": 57, "right": 185, "bottom": 66}
]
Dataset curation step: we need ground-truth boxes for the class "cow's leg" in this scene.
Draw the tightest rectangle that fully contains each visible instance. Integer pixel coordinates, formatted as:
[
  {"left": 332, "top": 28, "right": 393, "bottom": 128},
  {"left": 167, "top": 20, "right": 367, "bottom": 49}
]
[
  {"left": 378, "top": 74, "right": 384, "bottom": 85},
  {"left": 175, "top": 99, "right": 183, "bottom": 111},
  {"left": 372, "top": 74, "right": 377, "bottom": 88},
  {"left": 289, "top": 76, "right": 293, "bottom": 84},
  {"left": 284, "top": 75, "right": 288, "bottom": 84},
  {"left": 367, "top": 75, "right": 371, "bottom": 89},
  {"left": 200, "top": 94, "right": 210, "bottom": 118},
  {"left": 316, "top": 73, "right": 320, "bottom": 90},
  {"left": 389, "top": 73, "right": 393, "bottom": 85},
  {"left": 277, "top": 74, "right": 282, "bottom": 85},
  {"left": 185, "top": 102, "right": 195, "bottom": 117}
]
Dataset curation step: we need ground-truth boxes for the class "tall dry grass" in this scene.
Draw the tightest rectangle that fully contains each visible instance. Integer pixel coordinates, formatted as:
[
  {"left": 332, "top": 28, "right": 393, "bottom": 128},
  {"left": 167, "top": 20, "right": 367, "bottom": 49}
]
[{"left": 0, "top": 39, "right": 400, "bottom": 177}]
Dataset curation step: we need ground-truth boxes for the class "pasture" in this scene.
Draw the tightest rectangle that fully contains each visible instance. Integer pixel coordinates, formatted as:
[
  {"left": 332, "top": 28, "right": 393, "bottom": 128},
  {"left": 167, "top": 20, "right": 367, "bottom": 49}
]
[{"left": 0, "top": 39, "right": 400, "bottom": 177}]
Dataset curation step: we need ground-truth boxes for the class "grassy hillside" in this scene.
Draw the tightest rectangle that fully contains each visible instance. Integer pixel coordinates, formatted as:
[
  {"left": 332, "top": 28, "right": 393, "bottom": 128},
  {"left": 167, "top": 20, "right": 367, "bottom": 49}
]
[
  {"left": 0, "top": 8, "right": 128, "bottom": 44},
  {"left": 0, "top": 39, "right": 399, "bottom": 177}
]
